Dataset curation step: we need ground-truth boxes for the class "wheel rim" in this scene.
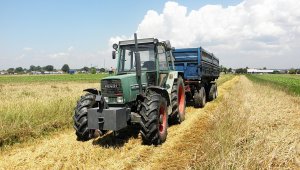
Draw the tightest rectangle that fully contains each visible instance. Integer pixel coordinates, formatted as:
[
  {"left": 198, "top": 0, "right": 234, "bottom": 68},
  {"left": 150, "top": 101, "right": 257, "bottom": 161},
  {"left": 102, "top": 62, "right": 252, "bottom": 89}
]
[
  {"left": 159, "top": 104, "right": 167, "bottom": 134},
  {"left": 178, "top": 84, "right": 185, "bottom": 114}
]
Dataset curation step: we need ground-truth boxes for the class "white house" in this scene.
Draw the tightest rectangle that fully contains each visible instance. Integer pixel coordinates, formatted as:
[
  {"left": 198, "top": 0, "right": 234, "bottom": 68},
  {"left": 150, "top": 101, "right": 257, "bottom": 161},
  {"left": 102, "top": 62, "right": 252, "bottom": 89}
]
[{"left": 247, "top": 69, "right": 274, "bottom": 74}]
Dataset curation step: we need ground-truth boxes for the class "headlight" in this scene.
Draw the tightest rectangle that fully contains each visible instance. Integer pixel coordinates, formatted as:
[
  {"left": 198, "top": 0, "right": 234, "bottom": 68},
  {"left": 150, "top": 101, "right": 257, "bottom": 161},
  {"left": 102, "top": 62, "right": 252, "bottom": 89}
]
[
  {"left": 104, "top": 97, "right": 109, "bottom": 103},
  {"left": 117, "top": 96, "right": 124, "bottom": 103}
]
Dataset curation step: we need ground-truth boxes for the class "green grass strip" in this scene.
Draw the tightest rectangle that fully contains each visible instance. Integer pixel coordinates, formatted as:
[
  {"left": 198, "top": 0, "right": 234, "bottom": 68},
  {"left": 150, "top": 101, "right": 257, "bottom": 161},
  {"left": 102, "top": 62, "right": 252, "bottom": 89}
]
[
  {"left": 0, "top": 74, "right": 109, "bottom": 84},
  {"left": 246, "top": 74, "right": 300, "bottom": 96}
]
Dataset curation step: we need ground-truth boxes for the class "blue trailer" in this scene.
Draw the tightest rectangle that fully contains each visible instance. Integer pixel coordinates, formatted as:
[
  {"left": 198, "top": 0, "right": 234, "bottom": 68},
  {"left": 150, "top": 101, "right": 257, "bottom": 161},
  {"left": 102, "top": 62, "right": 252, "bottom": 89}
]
[{"left": 172, "top": 47, "right": 220, "bottom": 108}]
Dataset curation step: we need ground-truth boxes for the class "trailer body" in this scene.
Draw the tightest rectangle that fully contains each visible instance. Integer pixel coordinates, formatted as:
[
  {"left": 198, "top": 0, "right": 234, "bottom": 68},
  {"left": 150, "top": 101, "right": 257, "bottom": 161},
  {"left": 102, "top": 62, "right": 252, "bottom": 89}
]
[
  {"left": 172, "top": 47, "right": 220, "bottom": 107},
  {"left": 173, "top": 47, "right": 219, "bottom": 81}
]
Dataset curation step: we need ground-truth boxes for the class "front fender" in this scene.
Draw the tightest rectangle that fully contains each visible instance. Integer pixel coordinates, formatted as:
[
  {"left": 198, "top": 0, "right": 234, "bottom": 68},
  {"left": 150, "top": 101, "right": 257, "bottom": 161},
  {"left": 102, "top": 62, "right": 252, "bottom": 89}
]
[
  {"left": 83, "top": 88, "right": 108, "bottom": 109},
  {"left": 83, "top": 88, "right": 99, "bottom": 95}
]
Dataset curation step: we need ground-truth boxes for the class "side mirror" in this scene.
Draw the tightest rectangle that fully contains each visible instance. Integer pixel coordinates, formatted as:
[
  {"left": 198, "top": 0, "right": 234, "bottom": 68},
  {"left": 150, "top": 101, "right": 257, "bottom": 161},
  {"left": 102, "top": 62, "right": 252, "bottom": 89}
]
[
  {"left": 112, "top": 51, "right": 116, "bottom": 59},
  {"left": 165, "top": 40, "right": 172, "bottom": 50}
]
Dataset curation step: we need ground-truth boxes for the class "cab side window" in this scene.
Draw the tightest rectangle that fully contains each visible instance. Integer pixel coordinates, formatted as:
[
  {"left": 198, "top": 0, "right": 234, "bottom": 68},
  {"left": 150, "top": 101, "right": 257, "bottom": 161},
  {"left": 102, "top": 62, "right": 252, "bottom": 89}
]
[{"left": 157, "top": 46, "right": 169, "bottom": 70}]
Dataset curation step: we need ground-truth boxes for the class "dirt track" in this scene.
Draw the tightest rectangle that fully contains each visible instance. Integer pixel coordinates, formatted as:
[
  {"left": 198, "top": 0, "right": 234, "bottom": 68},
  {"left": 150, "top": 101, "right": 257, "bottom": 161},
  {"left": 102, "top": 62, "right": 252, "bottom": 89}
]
[{"left": 0, "top": 77, "right": 238, "bottom": 169}]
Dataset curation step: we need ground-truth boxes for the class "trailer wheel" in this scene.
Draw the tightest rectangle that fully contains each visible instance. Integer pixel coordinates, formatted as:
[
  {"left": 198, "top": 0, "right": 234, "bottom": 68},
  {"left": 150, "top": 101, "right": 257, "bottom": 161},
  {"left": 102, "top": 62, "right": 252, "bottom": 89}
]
[
  {"left": 171, "top": 76, "right": 186, "bottom": 123},
  {"left": 214, "top": 84, "right": 218, "bottom": 99},
  {"left": 140, "top": 90, "right": 168, "bottom": 145},
  {"left": 194, "top": 87, "right": 206, "bottom": 108},
  {"left": 207, "top": 83, "right": 215, "bottom": 101},
  {"left": 73, "top": 93, "right": 97, "bottom": 141}
]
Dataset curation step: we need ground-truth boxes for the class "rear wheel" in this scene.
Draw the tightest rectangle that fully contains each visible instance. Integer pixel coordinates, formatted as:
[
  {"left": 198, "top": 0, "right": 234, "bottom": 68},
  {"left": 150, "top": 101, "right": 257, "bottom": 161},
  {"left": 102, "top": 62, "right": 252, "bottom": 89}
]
[
  {"left": 140, "top": 90, "right": 168, "bottom": 145},
  {"left": 171, "top": 76, "right": 186, "bottom": 123},
  {"left": 73, "top": 93, "right": 96, "bottom": 141},
  {"left": 194, "top": 87, "right": 206, "bottom": 108},
  {"left": 214, "top": 84, "right": 218, "bottom": 99},
  {"left": 207, "top": 83, "right": 215, "bottom": 101}
]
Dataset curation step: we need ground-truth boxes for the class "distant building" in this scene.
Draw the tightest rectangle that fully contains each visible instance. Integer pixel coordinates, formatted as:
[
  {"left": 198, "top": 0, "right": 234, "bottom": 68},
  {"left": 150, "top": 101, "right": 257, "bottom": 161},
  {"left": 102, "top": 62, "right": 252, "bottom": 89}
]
[
  {"left": 31, "top": 71, "right": 42, "bottom": 74},
  {"left": 247, "top": 69, "right": 274, "bottom": 74},
  {"left": 68, "top": 70, "right": 76, "bottom": 74},
  {"left": 0, "top": 71, "right": 8, "bottom": 75}
]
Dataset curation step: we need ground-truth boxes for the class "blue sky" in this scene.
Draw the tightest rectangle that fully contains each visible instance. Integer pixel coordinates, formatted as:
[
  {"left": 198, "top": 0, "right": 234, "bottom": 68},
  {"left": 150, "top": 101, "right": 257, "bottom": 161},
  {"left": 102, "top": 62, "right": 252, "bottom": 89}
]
[
  {"left": 1, "top": 0, "right": 300, "bottom": 69},
  {"left": 0, "top": 0, "right": 241, "bottom": 69}
]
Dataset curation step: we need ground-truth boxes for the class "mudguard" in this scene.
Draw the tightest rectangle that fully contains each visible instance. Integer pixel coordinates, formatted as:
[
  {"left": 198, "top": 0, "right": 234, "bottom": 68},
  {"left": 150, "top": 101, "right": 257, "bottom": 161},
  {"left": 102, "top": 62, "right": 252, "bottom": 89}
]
[
  {"left": 146, "top": 86, "right": 170, "bottom": 106},
  {"left": 83, "top": 88, "right": 99, "bottom": 95}
]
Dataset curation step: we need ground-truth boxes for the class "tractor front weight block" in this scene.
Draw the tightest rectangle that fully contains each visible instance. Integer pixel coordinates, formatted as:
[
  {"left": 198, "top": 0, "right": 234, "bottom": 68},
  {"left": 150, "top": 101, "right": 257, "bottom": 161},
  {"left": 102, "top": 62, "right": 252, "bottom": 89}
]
[{"left": 87, "top": 107, "right": 129, "bottom": 131}]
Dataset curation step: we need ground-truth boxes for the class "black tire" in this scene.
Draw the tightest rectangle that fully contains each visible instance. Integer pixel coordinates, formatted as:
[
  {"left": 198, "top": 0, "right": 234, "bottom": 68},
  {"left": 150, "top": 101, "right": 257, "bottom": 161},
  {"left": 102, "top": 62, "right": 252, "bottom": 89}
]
[
  {"left": 140, "top": 90, "right": 168, "bottom": 145},
  {"left": 194, "top": 87, "right": 206, "bottom": 108},
  {"left": 214, "top": 84, "right": 218, "bottom": 99},
  {"left": 171, "top": 76, "right": 186, "bottom": 123},
  {"left": 207, "top": 83, "right": 215, "bottom": 101},
  {"left": 73, "top": 93, "right": 97, "bottom": 141}
]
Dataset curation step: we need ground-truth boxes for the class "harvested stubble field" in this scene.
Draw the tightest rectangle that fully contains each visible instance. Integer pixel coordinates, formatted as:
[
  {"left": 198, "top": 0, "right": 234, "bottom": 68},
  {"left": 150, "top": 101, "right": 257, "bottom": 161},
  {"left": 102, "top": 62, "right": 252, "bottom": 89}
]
[
  {"left": 0, "top": 74, "right": 107, "bottom": 147},
  {"left": 0, "top": 74, "right": 299, "bottom": 170}
]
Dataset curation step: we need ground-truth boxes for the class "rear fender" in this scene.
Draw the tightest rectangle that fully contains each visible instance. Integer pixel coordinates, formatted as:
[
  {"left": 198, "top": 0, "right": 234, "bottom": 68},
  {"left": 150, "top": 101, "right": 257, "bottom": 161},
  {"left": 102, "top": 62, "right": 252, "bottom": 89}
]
[
  {"left": 146, "top": 86, "right": 170, "bottom": 106},
  {"left": 165, "top": 71, "right": 181, "bottom": 94}
]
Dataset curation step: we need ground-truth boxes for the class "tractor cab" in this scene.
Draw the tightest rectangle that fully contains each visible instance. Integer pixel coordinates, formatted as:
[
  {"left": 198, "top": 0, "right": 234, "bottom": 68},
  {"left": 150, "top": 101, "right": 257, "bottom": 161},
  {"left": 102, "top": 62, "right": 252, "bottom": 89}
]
[{"left": 112, "top": 38, "right": 175, "bottom": 87}]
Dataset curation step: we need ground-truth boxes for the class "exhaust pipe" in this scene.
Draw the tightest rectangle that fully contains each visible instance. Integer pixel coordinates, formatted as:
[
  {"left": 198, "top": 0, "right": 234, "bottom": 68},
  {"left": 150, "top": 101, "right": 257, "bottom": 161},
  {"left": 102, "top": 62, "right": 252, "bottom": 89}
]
[{"left": 134, "top": 33, "right": 143, "bottom": 95}]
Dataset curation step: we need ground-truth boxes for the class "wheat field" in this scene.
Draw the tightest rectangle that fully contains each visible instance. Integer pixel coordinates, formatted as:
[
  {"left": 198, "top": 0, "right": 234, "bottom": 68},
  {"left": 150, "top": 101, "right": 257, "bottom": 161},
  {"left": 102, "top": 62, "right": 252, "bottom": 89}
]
[
  {"left": 0, "top": 75, "right": 299, "bottom": 169},
  {"left": 0, "top": 82, "right": 99, "bottom": 147}
]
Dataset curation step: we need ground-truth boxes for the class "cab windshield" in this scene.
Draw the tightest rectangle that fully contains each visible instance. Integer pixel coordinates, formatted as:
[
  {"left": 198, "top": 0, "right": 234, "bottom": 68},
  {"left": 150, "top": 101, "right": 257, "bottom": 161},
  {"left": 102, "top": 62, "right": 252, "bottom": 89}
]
[{"left": 118, "top": 44, "right": 155, "bottom": 73}]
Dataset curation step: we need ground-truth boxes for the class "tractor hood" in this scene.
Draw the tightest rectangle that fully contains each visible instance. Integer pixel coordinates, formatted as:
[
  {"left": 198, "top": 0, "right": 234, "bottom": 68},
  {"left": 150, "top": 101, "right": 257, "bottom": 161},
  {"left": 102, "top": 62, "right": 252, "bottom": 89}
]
[{"left": 101, "top": 73, "right": 147, "bottom": 104}]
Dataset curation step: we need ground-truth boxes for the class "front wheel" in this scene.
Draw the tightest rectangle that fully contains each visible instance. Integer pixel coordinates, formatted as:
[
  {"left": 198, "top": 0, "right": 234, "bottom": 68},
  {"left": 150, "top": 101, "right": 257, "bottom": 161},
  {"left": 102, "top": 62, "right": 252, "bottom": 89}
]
[
  {"left": 73, "top": 93, "right": 96, "bottom": 141},
  {"left": 140, "top": 90, "right": 168, "bottom": 145}
]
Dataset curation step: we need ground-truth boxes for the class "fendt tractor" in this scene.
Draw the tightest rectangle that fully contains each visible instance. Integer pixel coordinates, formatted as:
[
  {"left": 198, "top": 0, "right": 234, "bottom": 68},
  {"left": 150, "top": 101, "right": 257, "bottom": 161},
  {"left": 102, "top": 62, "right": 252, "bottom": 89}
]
[
  {"left": 73, "top": 34, "right": 186, "bottom": 145},
  {"left": 73, "top": 34, "right": 220, "bottom": 145}
]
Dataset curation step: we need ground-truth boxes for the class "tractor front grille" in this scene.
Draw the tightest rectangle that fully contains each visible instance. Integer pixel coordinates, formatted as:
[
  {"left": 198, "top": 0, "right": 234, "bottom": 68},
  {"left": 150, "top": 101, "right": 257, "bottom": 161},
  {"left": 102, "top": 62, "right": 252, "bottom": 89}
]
[{"left": 101, "top": 79, "right": 122, "bottom": 96}]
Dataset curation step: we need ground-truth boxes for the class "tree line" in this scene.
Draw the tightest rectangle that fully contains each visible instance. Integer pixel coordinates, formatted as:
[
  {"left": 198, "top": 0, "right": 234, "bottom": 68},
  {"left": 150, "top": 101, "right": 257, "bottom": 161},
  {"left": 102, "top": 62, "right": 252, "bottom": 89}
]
[
  {"left": 5, "top": 65, "right": 64, "bottom": 74},
  {"left": 2, "top": 64, "right": 108, "bottom": 74},
  {"left": 220, "top": 65, "right": 300, "bottom": 74}
]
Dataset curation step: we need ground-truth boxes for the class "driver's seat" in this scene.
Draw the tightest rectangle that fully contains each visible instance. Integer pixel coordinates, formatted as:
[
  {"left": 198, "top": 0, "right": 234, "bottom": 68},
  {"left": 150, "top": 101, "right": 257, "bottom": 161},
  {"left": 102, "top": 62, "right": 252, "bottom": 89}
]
[{"left": 142, "top": 61, "right": 155, "bottom": 70}]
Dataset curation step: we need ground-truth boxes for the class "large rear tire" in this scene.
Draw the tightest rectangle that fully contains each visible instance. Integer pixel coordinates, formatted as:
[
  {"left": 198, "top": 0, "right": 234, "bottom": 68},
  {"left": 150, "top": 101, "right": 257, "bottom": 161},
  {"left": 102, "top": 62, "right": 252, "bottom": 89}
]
[
  {"left": 194, "top": 87, "right": 206, "bottom": 108},
  {"left": 140, "top": 90, "right": 168, "bottom": 145},
  {"left": 171, "top": 76, "right": 186, "bottom": 123},
  {"left": 73, "top": 93, "right": 97, "bottom": 141}
]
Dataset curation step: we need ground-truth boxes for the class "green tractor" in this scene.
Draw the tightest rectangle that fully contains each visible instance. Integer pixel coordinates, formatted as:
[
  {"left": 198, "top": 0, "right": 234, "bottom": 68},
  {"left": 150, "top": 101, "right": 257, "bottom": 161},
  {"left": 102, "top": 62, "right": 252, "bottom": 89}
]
[{"left": 73, "top": 34, "right": 186, "bottom": 145}]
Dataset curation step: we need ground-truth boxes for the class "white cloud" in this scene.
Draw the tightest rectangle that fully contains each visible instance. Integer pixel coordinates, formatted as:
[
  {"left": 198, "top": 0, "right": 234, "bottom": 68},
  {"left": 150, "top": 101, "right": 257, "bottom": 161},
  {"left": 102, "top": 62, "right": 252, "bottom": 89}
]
[
  {"left": 49, "top": 52, "right": 69, "bottom": 59},
  {"left": 16, "top": 54, "right": 25, "bottom": 60},
  {"left": 68, "top": 46, "right": 74, "bottom": 52},
  {"left": 23, "top": 47, "right": 33, "bottom": 51},
  {"left": 49, "top": 46, "right": 75, "bottom": 59},
  {"left": 109, "top": 35, "right": 131, "bottom": 47},
  {"left": 110, "top": 0, "right": 300, "bottom": 68}
]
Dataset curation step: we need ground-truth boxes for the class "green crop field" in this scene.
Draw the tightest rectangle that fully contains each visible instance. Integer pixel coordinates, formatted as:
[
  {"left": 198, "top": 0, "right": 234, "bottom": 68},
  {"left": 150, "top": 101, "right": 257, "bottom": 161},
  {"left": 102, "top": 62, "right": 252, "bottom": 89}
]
[
  {"left": 0, "top": 73, "right": 108, "bottom": 84},
  {"left": 246, "top": 74, "right": 300, "bottom": 96}
]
